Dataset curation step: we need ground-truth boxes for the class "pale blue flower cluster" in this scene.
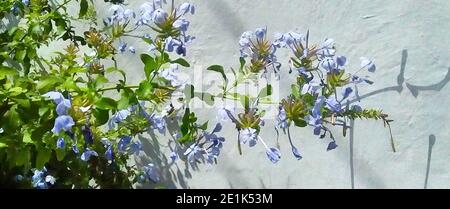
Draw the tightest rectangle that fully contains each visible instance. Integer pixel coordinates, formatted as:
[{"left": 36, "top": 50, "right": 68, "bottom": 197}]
[
  {"left": 136, "top": 1, "right": 195, "bottom": 56},
  {"left": 31, "top": 167, "right": 55, "bottom": 189},
  {"left": 43, "top": 91, "right": 75, "bottom": 135}
]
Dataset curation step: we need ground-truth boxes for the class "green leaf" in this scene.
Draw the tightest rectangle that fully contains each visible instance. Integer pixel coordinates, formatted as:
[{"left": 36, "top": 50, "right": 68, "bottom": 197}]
[
  {"left": 140, "top": 54, "right": 157, "bottom": 79},
  {"left": 0, "top": 142, "right": 8, "bottom": 148},
  {"left": 0, "top": 66, "right": 17, "bottom": 79},
  {"left": 95, "top": 97, "right": 117, "bottom": 110},
  {"left": 258, "top": 84, "right": 272, "bottom": 98},
  {"left": 79, "top": 0, "right": 88, "bottom": 18},
  {"left": 240, "top": 95, "right": 250, "bottom": 110},
  {"left": 136, "top": 81, "right": 153, "bottom": 99},
  {"left": 36, "top": 148, "right": 51, "bottom": 169},
  {"left": 291, "top": 84, "right": 300, "bottom": 98},
  {"left": 15, "top": 49, "right": 26, "bottom": 61},
  {"left": 16, "top": 147, "right": 30, "bottom": 167},
  {"left": 180, "top": 108, "right": 190, "bottom": 136},
  {"left": 239, "top": 57, "right": 246, "bottom": 72},
  {"left": 170, "top": 58, "right": 190, "bottom": 67},
  {"left": 207, "top": 65, "right": 227, "bottom": 82},
  {"left": 55, "top": 149, "right": 66, "bottom": 161},
  {"left": 199, "top": 121, "right": 208, "bottom": 130},
  {"left": 23, "top": 130, "right": 34, "bottom": 144},
  {"left": 142, "top": 37, "right": 153, "bottom": 45},
  {"left": 293, "top": 118, "right": 307, "bottom": 127},
  {"left": 37, "top": 77, "right": 62, "bottom": 92},
  {"left": 177, "top": 135, "right": 191, "bottom": 143},
  {"left": 93, "top": 108, "right": 109, "bottom": 126}
]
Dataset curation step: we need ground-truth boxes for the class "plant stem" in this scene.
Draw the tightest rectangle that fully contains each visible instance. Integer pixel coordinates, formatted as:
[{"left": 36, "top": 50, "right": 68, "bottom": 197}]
[{"left": 98, "top": 85, "right": 139, "bottom": 92}]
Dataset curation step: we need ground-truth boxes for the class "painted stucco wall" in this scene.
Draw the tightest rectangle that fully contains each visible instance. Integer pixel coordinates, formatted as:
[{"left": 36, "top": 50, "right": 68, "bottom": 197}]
[{"left": 91, "top": 0, "right": 450, "bottom": 189}]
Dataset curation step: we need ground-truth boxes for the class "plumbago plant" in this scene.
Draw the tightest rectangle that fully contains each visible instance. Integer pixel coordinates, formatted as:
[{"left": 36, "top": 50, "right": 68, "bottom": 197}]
[{"left": 0, "top": 0, "right": 394, "bottom": 189}]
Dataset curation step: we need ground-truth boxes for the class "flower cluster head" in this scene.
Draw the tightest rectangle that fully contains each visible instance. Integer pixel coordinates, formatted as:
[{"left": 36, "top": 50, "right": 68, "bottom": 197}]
[
  {"left": 31, "top": 167, "right": 55, "bottom": 189},
  {"left": 239, "top": 27, "right": 281, "bottom": 77},
  {"left": 136, "top": 0, "right": 195, "bottom": 56}
]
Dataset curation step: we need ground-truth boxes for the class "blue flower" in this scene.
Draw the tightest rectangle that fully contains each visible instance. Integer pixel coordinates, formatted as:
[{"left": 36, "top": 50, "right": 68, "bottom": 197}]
[
  {"left": 291, "top": 146, "right": 302, "bottom": 160},
  {"left": 176, "top": 44, "right": 187, "bottom": 56},
  {"left": 265, "top": 147, "right": 281, "bottom": 164},
  {"left": 31, "top": 168, "right": 54, "bottom": 189},
  {"left": 160, "top": 64, "right": 185, "bottom": 87},
  {"left": 216, "top": 105, "right": 233, "bottom": 121},
  {"left": 22, "top": 0, "right": 30, "bottom": 6},
  {"left": 72, "top": 145, "right": 79, "bottom": 154},
  {"left": 327, "top": 141, "right": 338, "bottom": 151},
  {"left": 165, "top": 36, "right": 181, "bottom": 52},
  {"left": 274, "top": 31, "right": 307, "bottom": 57},
  {"left": 255, "top": 27, "right": 267, "bottom": 40},
  {"left": 360, "top": 57, "right": 376, "bottom": 72},
  {"left": 316, "top": 38, "right": 335, "bottom": 58},
  {"left": 177, "top": 2, "right": 195, "bottom": 15},
  {"left": 351, "top": 75, "right": 373, "bottom": 85},
  {"left": 342, "top": 86, "right": 353, "bottom": 99},
  {"left": 55, "top": 98, "right": 71, "bottom": 116},
  {"left": 306, "top": 96, "right": 325, "bottom": 135},
  {"left": 312, "top": 96, "right": 325, "bottom": 117},
  {"left": 325, "top": 96, "right": 342, "bottom": 113},
  {"left": 82, "top": 125, "right": 93, "bottom": 145},
  {"left": 118, "top": 136, "right": 132, "bottom": 153},
  {"left": 276, "top": 107, "right": 288, "bottom": 129},
  {"left": 51, "top": 115, "right": 75, "bottom": 134},
  {"left": 32, "top": 169, "right": 45, "bottom": 187},
  {"left": 239, "top": 128, "right": 258, "bottom": 147},
  {"left": 336, "top": 56, "right": 347, "bottom": 67},
  {"left": 151, "top": 114, "right": 166, "bottom": 134},
  {"left": 321, "top": 57, "right": 337, "bottom": 72},
  {"left": 45, "top": 175, "right": 56, "bottom": 185},
  {"left": 56, "top": 138, "right": 65, "bottom": 149},
  {"left": 152, "top": 8, "right": 168, "bottom": 24},
  {"left": 106, "top": 5, "right": 135, "bottom": 25},
  {"left": 130, "top": 140, "right": 142, "bottom": 155},
  {"left": 105, "top": 145, "right": 114, "bottom": 162},
  {"left": 118, "top": 42, "right": 127, "bottom": 53},
  {"left": 184, "top": 143, "right": 203, "bottom": 163},
  {"left": 212, "top": 123, "right": 222, "bottom": 133},
  {"left": 43, "top": 91, "right": 64, "bottom": 104},
  {"left": 173, "top": 18, "right": 190, "bottom": 32},
  {"left": 81, "top": 149, "right": 98, "bottom": 161},
  {"left": 108, "top": 109, "right": 131, "bottom": 129},
  {"left": 301, "top": 81, "right": 322, "bottom": 95},
  {"left": 144, "top": 163, "right": 160, "bottom": 183},
  {"left": 306, "top": 114, "right": 322, "bottom": 135}
]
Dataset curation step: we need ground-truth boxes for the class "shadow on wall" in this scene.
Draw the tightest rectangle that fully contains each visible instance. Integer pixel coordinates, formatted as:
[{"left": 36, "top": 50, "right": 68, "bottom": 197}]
[
  {"left": 424, "top": 135, "right": 436, "bottom": 189},
  {"left": 135, "top": 117, "right": 192, "bottom": 189},
  {"left": 348, "top": 50, "right": 449, "bottom": 189}
]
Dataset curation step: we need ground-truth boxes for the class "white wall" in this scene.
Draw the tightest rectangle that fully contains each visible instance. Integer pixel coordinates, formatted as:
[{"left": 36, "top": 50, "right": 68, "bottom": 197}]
[{"left": 97, "top": 0, "right": 450, "bottom": 188}]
